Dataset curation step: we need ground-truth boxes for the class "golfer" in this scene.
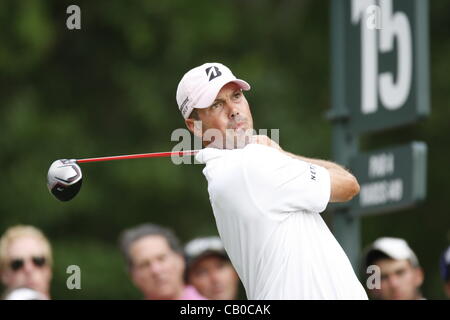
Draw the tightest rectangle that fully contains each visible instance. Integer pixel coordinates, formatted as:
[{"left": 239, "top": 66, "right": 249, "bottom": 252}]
[{"left": 176, "top": 62, "right": 368, "bottom": 300}]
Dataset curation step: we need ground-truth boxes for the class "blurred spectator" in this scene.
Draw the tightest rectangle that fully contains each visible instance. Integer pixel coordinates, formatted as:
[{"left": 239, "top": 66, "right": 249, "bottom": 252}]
[
  {"left": 440, "top": 245, "right": 450, "bottom": 298},
  {"left": 0, "top": 225, "right": 53, "bottom": 299},
  {"left": 185, "top": 236, "right": 240, "bottom": 300},
  {"left": 362, "top": 237, "right": 424, "bottom": 300},
  {"left": 119, "top": 223, "right": 206, "bottom": 300}
]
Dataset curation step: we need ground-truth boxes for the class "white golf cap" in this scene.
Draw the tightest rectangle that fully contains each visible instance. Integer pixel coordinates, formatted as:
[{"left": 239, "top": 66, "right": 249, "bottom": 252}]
[
  {"left": 184, "top": 236, "right": 228, "bottom": 269},
  {"left": 364, "top": 237, "right": 419, "bottom": 267},
  {"left": 176, "top": 62, "right": 251, "bottom": 119}
]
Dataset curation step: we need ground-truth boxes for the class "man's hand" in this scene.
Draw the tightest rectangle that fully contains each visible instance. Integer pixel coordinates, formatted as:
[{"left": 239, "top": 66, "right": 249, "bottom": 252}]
[{"left": 326, "top": 167, "right": 360, "bottom": 202}]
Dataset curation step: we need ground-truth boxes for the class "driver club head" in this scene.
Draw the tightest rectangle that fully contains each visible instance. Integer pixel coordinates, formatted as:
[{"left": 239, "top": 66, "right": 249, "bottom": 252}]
[{"left": 47, "top": 159, "right": 82, "bottom": 201}]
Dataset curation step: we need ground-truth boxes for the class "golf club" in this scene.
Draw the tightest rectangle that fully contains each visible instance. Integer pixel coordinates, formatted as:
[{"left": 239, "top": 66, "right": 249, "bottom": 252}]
[{"left": 47, "top": 150, "right": 199, "bottom": 202}]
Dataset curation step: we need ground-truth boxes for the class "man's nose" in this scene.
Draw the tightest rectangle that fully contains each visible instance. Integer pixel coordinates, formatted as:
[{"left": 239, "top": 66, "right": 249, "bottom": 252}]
[
  {"left": 149, "top": 262, "right": 164, "bottom": 275},
  {"left": 227, "top": 101, "right": 240, "bottom": 119},
  {"left": 210, "top": 270, "right": 223, "bottom": 284},
  {"left": 386, "top": 275, "right": 401, "bottom": 288},
  {"left": 22, "top": 260, "right": 37, "bottom": 273}
]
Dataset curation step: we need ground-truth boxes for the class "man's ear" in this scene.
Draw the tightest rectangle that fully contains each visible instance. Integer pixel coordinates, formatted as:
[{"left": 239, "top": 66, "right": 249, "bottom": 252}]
[
  {"left": 414, "top": 267, "right": 424, "bottom": 287},
  {"left": 129, "top": 267, "right": 141, "bottom": 289},
  {"left": 185, "top": 119, "right": 195, "bottom": 134},
  {"left": 1, "top": 270, "right": 11, "bottom": 287},
  {"left": 445, "top": 282, "right": 450, "bottom": 298}
]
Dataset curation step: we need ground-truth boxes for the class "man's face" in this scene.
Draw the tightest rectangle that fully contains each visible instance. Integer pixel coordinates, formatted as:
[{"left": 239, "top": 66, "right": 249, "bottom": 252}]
[
  {"left": 370, "top": 259, "right": 424, "bottom": 300},
  {"left": 129, "top": 235, "right": 185, "bottom": 300},
  {"left": 187, "top": 255, "right": 239, "bottom": 300},
  {"left": 185, "top": 82, "right": 254, "bottom": 149},
  {"left": 1, "top": 236, "right": 52, "bottom": 296}
]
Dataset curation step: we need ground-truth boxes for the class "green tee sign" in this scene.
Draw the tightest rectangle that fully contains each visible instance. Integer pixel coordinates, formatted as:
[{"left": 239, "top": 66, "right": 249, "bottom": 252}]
[
  {"left": 344, "top": 0, "right": 429, "bottom": 133},
  {"left": 329, "top": 0, "right": 429, "bottom": 268},
  {"left": 349, "top": 142, "right": 427, "bottom": 216}
]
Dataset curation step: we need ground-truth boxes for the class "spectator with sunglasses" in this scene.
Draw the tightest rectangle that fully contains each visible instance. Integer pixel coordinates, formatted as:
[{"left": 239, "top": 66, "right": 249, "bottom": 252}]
[{"left": 0, "top": 225, "right": 52, "bottom": 300}]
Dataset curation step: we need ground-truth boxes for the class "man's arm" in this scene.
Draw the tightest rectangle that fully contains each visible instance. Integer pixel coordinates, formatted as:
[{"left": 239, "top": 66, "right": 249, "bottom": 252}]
[
  {"left": 251, "top": 135, "right": 360, "bottom": 203},
  {"left": 283, "top": 151, "right": 360, "bottom": 203}
]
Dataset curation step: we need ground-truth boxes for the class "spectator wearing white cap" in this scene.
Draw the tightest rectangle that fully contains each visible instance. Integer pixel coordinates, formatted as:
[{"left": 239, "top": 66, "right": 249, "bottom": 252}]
[
  {"left": 185, "top": 236, "right": 240, "bottom": 300},
  {"left": 439, "top": 245, "right": 450, "bottom": 298},
  {"left": 363, "top": 237, "right": 424, "bottom": 300}
]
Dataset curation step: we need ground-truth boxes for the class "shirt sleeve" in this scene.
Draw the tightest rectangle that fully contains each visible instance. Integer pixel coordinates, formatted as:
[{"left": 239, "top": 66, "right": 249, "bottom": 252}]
[{"left": 243, "top": 144, "right": 331, "bottom": 214}]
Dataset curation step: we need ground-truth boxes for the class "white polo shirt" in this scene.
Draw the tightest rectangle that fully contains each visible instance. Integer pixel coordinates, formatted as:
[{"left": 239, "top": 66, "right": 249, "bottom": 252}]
[{"left": 195, "top": 143, "right": 368, "bottom": 300}]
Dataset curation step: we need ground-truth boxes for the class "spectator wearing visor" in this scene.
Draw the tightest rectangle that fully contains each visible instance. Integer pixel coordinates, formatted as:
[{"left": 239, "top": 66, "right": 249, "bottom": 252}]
[{"left": 185, "top": 236, "right": 240, "bottom": 300}]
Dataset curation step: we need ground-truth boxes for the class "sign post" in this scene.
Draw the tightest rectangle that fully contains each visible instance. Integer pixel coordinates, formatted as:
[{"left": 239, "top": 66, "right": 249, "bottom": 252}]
[
  {"left": 350, "top": 142, "right": 427, "bottom": 216},
  {"left": 329, "top": 0, "right": 429, "bottom": 270}
]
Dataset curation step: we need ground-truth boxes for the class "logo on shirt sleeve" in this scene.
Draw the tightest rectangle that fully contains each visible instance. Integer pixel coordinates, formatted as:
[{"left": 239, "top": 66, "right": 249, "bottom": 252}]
[{"left": 310, "top": 165, "right": 317, "bottom": 181}]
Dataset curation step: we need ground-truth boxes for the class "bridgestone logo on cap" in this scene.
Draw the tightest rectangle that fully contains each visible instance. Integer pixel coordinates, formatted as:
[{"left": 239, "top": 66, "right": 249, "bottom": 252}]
[{"left": 205, "top": 66, "right": 222, "bottom": 81}]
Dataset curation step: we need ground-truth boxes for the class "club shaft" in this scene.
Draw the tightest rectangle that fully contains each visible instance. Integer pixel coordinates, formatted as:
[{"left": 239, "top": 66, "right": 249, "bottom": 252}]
[{"left": 76, "top": 150, "right": 199, "bottom": 164}]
